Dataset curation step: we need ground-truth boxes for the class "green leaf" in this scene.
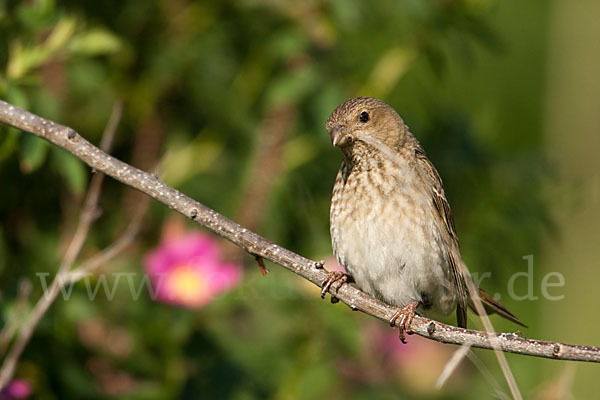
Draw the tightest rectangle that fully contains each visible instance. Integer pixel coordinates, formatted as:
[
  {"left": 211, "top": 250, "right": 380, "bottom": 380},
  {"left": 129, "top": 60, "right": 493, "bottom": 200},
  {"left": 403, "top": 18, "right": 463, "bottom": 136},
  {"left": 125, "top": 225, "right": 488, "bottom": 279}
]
[
  {"left": 6, "top": 16, "right": 76, "bottom": 80},
  {"left": 0, "top": 227, "right": 6, "bottom": 274},
  {"left": 19, "top": 134, "right": 49, "bottom": 173},
  {"left": 15, "top": 0, "right": 55, "bottom": 30},
  {"left": 161, "top": 132, "right": 225, "bottom": 186},
  {"left": 51, "top": 147, "right": 88, "bottom": 194},
  {"left": 69, "top": 28, "right": 123, "bottom": 56},
  {"left": 4, "top": 82, "right": 29, "bottom": 109},
  {"left": 0, "top": 127, "right": 19, "bottom": 161},
  {"left": 45, "top": 16, "right": 77, "bottom": 53},
  {"left": 0, "top": 85, "right": 29, "bottom": 160},
  {"left": 0, "top": 1, "right": 6, "bottom": 24},
  {"left": 265, "top": 65, "right": 318, "bottom": 107},
  {"left": 282, "top": 134, "right": 317, "bottom": 172}
]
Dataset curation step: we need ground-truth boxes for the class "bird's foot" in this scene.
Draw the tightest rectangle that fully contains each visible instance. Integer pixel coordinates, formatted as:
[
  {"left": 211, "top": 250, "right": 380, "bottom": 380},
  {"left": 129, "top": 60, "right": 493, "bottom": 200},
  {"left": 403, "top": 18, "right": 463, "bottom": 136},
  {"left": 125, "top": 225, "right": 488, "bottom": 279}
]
[
  {"left": 389, "top": 301, "right": 420, "bottom": 344},
  {"left": 320, "top": 271, "right": 350, "bottom": 301}
]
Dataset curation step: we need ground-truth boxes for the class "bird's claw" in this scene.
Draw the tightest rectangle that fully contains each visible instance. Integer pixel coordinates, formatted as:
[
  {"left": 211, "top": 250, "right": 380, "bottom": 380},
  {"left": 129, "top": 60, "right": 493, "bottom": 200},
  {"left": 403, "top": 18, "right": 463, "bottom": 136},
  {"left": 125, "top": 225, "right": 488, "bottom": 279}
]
[
  {"left": 320, "top": 271, "right": 349, "bottom": 300},
  {"left": 389, "top": 301, "right": 419, "bottom": 344}
]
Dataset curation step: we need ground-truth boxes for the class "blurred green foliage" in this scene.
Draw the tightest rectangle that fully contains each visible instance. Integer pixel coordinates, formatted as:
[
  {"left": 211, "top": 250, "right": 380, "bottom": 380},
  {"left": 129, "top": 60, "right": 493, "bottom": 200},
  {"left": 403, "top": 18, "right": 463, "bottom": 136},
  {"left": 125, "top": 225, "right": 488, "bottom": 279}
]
[{"left": 0, "top": 0, "right": 575, "bottom": 398}]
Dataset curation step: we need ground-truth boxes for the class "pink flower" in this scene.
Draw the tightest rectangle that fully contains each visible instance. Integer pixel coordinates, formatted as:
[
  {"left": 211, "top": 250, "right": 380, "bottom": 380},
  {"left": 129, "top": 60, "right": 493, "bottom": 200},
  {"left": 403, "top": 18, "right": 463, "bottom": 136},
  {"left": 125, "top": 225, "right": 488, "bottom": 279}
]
[
  {"left": 0, "top": 379, "right": 31, "bottom": 399},
  {"left": 144, "top": 231, "right": 242, "bottom": 308}
]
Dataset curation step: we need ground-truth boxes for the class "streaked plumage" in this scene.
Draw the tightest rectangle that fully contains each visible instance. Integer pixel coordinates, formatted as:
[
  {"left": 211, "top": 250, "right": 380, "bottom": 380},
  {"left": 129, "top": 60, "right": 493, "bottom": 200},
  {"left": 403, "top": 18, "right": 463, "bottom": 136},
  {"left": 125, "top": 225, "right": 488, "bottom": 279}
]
[{"left": 325, "top": 97, "right": 524, "bottom": 334}]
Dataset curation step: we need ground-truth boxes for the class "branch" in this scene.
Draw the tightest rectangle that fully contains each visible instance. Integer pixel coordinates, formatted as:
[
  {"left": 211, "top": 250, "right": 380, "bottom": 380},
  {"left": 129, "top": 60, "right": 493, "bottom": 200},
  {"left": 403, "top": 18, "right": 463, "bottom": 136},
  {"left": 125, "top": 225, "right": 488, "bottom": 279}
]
[
  {"left": 1, "top": 100, "right": 599, "bottom": 363},
  {"left": 0, "top": 101, "right": 145, "bottom": 389}
]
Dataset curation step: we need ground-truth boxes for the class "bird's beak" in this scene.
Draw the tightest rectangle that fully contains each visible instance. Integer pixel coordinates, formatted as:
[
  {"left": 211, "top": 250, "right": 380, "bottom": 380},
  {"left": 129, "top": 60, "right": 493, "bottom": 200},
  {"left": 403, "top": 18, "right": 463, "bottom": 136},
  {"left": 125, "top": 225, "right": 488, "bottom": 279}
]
[{"left": 329, "top": 124, "right": 352, "bottom": 147}]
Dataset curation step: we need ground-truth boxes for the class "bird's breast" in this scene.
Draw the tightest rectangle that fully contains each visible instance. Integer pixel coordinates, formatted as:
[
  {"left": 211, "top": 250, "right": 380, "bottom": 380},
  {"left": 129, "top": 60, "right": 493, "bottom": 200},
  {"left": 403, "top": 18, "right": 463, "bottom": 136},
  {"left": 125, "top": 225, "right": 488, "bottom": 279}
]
[{"left": 330, "top": 160, "right": 456, "bottom": 314}]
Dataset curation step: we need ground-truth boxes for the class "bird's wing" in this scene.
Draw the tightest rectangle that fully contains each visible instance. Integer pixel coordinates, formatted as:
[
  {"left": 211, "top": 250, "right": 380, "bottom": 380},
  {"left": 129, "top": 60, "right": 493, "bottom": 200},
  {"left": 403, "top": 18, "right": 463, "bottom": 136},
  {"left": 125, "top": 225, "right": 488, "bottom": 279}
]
[{"left": 414, "top": 146, "right": 468, "bottom": 328}]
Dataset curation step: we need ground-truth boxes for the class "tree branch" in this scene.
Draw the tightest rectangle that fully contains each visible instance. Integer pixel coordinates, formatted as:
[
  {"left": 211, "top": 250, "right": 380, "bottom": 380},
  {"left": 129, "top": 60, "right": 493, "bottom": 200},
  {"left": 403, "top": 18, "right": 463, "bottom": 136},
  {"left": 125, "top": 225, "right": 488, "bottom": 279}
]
[
  {"left": 0, "top": 100, "right": 145, "bottom": 389},
  {"left": 1, "top": 100, "right": 599, "bottom": 363}
]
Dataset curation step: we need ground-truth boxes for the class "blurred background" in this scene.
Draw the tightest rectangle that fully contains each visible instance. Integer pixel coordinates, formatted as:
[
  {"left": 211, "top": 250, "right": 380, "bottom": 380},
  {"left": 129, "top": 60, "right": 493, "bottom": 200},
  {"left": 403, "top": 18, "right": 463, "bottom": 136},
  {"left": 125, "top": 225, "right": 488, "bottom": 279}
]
[{"left": 0, "top": 0, "right": 599, "bottom": 398}]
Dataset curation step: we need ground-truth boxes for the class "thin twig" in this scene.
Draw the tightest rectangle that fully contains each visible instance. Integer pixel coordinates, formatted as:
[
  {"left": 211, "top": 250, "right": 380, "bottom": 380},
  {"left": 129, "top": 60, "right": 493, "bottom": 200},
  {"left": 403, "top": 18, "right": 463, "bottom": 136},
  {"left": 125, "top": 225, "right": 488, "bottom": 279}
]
[
  {"left": 68, "top": 198, "right": 148, "bottom": 280},
  {"left": 1, "top": 100, "right": 600, "bottom": 364},
  {"left": 98, "top": 101, "right": 122, "bottom": 151},
  {"left": 0, "top": 102, "right": 126, "bottom": 388},
  {"left": 436, "top": 344, "right": 471, "bottom": 389},
  {"left": 57, "top": 101, "right": 122, "bottom": 276},
  {"left": 467, "top": 350, "right": 511, "bottom": 400},
  {"left": 0, "top": 203, "right": 145, "bottom": 388},
  {"left": 466, "top": 278, "right": 522, "bottom": 399},
  {"left": 0, "top": 280, "right": 32, "bottom": 357}
]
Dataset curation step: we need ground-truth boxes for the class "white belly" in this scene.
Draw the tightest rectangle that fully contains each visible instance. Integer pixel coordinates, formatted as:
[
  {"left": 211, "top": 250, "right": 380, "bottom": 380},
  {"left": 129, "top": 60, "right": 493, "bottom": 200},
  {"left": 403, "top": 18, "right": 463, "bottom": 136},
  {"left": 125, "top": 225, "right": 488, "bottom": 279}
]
[{"left": 330, "top": 167, "right": 456, "bottom": 316}]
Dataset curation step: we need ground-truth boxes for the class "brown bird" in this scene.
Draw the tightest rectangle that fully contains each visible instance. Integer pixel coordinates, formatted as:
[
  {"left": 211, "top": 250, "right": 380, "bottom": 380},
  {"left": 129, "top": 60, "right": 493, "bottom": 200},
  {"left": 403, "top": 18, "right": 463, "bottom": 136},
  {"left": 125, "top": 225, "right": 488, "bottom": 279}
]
[{"left": 322, "top": 97, "right": 525, "bottom": 341}]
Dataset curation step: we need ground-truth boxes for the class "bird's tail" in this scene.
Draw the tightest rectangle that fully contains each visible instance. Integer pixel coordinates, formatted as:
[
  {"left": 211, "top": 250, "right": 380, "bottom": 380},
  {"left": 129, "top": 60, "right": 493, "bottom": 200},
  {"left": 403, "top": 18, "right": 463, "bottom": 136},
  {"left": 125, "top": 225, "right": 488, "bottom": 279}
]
[{"left": 468, "top": 287, "right": 527, "bottom": 328}]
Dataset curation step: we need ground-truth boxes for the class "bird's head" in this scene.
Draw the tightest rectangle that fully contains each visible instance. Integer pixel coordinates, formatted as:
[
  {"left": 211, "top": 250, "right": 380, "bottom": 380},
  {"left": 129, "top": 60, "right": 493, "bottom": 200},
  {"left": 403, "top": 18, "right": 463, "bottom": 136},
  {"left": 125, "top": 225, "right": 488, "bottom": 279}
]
[{"left": 326, "top": 97, "right": 410, "bottom": 158}]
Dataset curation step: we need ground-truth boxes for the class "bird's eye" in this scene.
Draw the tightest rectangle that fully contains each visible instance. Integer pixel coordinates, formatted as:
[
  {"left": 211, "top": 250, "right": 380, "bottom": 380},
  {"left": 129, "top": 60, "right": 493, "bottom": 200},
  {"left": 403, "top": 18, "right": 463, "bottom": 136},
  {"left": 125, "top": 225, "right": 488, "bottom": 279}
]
[{"left": 359, "top": 111, "right": 370, "bottom": 123}]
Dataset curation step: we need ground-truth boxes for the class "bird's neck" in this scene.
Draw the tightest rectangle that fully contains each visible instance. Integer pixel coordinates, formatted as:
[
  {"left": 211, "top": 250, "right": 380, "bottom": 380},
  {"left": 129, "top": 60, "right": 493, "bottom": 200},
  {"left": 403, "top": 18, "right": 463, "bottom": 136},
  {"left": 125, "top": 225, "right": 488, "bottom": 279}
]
[{"left": 342, "top": 141, "right": 384, "bottom": 173}]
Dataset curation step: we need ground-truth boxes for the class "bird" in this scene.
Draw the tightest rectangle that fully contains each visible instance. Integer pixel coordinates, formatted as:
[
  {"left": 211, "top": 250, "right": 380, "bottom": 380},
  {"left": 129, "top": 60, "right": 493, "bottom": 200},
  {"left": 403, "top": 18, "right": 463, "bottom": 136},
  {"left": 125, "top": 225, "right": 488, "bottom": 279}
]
[{"left": 321, "top": 97, "right": 525, "bottom": 341}]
